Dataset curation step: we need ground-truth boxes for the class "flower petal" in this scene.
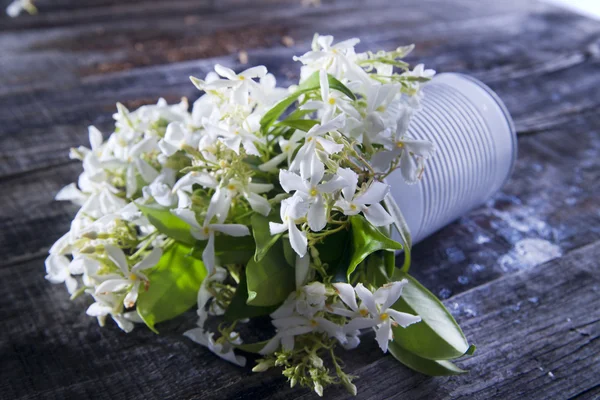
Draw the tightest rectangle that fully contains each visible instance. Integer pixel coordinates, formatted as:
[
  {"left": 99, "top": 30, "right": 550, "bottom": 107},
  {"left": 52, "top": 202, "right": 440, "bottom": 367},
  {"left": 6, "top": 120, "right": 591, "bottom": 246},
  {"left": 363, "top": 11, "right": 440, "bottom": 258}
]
[
  {"left": 307, "top": 196, "right": 327, "bottom": 232},
  {"left": 354, "top": 283, "right": 377, "bottom": 315},
  {"left": 288, "top": 222, "right": 308, "bottom": 257},
  {"left": 105, "top": 244, "right": 129, "bottom": 275},
  {"left": 279, "top": 170, "right": 306, "bottom": 193},
  {"left": 210, "top": 224, "right": 250, "bottom": 237},
  {"left": 375, "top": 320, "right": 392, "bottom": 353},
  {"left": 354, "top": 181, "right": 390, "bottom": 205},
  {"left": 387, "top": 309, "right": 422, "bottom": 328},
  {"left": 363, "top": 203, "right": 394, "bottom": 227},
  {"left": 332, "top": 282, "right": 358, "bottom": 311},
  {"left": 96, "top": 279, "right": 131, "bottom": 294},
  {"left": 132, "top": 247, "right": 163, "bottom": 271}
]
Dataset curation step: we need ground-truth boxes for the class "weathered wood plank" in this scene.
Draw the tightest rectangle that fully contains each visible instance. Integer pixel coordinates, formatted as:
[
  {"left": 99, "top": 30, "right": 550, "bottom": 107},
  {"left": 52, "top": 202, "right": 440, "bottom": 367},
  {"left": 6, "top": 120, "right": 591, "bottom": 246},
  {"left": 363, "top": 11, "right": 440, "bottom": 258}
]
[
  {"left": 1, "top": 5, "right": 599, "bottom": 177},
  {"left": 199, "top": 241, "right": 600, "bottom": 399},
  {"left": 0, "top": 0, "right": 589, "bottom": 92},
  {"left": 2, "top": 234, "right": 598, "bottom": 399}
]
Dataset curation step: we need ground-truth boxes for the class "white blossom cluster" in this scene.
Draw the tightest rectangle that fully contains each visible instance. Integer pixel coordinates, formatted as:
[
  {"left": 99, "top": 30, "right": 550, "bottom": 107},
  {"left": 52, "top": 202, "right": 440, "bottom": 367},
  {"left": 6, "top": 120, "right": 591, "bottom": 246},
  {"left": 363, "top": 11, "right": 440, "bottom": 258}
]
[{"left": 47, "top": 34, "right": 436, "bottom": 396}]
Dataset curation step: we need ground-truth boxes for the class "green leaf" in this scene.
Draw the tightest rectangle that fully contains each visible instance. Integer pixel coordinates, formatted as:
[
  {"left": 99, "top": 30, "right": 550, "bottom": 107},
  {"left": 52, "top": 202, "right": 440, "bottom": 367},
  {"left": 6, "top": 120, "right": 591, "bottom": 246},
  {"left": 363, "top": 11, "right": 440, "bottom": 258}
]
[
  {"left": 346, "top": 215, "right": 403, "bottom": 280},
  {"left": 277, "top": 119, "right": 319, "bottom": 132},
  {"left": 224, "top": 274, "right": 277, "bottom": 321},
  {"left": 235, "top": 340, "right": 269, "bottom": 354},
  {"left": 282, "top": 239, "right": 296, "bottom": 266},
  {"left": 364, "top": 252, "right": 391, "bottom": 288},
  {"left": 137, "top": 243, "right": 207, "bottom": 333},
  {"left": 246, "top": 241, "right": 295, "bottom": 306},
  {"left": 388, "top": 341, "right": 467, "bottom": 376},
  {"left": 326, "top": 73, "right": 357, "bottom": 101},
  {"left": 391, "top": 271, "right": 470, "bottom": 360},
  {"left": 192, "top": 235, "right": 255, "bottom": 265},
  {"left": 383, "top": 193, "right": 412, "bottom": 272},
  {"left": 252, "top": 213, "right": 281, "bottom": 262},
  {"left": 136, "top": 203, "right": 196, "bottom": 246},
  {"left": 260, "top": 71, "right": 356, "bottom": 133}
]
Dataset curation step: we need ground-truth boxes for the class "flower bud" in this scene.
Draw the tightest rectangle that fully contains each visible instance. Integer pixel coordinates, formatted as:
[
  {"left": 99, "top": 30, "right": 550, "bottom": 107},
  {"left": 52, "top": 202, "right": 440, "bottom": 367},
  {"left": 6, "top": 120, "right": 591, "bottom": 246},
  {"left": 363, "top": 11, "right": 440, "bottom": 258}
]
[
  {"left": 80, "top": 245, "right": 96, "bottom": 254},
  {"left": 314, "top": 382, "right": 324, "bottom": 397},
  {"left": 252, "top": 359, "right": 275, "bottom": 372},
  {"left": 341, "top": 375, "right": 357, "bottom": 396},
  {"left": 81, "top": 231, "right": 98, "bottom": 240}
]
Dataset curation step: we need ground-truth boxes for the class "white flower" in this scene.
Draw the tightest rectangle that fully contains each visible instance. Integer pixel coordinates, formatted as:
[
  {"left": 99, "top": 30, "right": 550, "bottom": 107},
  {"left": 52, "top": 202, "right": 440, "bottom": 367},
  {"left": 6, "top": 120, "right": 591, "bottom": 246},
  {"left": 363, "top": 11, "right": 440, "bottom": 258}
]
[
  {"left": 371, "top": 108, "right": 435, "bottom": 182},
  {"left": 223, "top": 179, "right": 274, "bottom": 216},
  {"left": 288, "top": 114, "right": 345, "bottom": 176},
  {"left": 294, "top": 34, "right": 360, "bottom": 80},
  {"left": 269, "top": 195, "right": 310, "bottom": 257},
  {"left": 86, "top": 291, "right": 143, "bottom": 333},
  {"left": 195, "top": 266, "right": 228, "bottom": 327},
  {"left": 194, "top": 64, "right": 268, "bottom": 105},
  {"left": 45, "top": 254, "right": 78, "bottom": 294},
  {"left": 260, "top": 312, "right": 345, "bottom": 355},
  {"left": 279, "top": 159, "right": 346, "bottom": 232},
  {"left": 405, "top": 64, "right": 436, "bottom": 80},
  {"left": 258, "top": 130, "right": 303, "bottom": 172},
  {"left": 359, "top": 82, "right": 402, "bottom": 145},
  {"left": 271, "top": 280, "right": 326, "bottom": 320},
  {"left": 335, "top": 168, "right": 393, "bottom": 226},
  {"left": 184, "top": 329, "right": 246, "bottom": 367},
  {"left": 172, "top": 208, "right": 250, "bottom": 273},
  {"left": 95, "top": 245, "right": 163, "bottom": 309},
  {"left": 6, "top": 0, "right": 35, "bottom": 17},
  {"left": 334, "top": 281, "right": 421, "bottom": 353},
  {"left": 301, "top": 69, "right": 360, "bottom": 123},
  {"left": 158, "top": 122, "right": 197, "bottom": 156},
  {"left": 203, "top": 113, "right": 263, "bottom": 156},
  {"left": 143, "top": 169, "right": 178, "bottom": 207}
]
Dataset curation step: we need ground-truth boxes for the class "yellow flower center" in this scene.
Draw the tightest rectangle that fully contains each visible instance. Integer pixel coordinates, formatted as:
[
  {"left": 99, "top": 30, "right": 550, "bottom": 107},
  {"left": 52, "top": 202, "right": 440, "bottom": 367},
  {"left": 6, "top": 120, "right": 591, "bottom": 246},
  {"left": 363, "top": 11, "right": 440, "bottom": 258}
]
[
  {"left": 307, "top": 137, "right": 313, "bottom": 142},
  {"left": 396, "top": 141, "right": 405, "bottom": 149},
  {"left": 359, "top": 308, "right": 369, "bottom": 317},
  {"left": 227, "top": 184, "right": 236, "bottom": 191},
  {"left": 380, "top": 313, "right": 389, "bottom": 321},
  {"left": 129, "top": 273, "right": 137, "bottom": 281},
  {"left": 203, "top": 226, "right": 210, "bottom": 235},
  {"left": 376, "top": 105, "right": 386, "bottom": 112},
  {"left": 310, "top": 319, "right": 318, "bottom": 327},
  {"left": 239, "top": 76, "right": 245, "bottom": 80},
  {"left": 310, "top": 187, "right": 318, "bottom": 197},
  {"left": 328, "top": 97, "right": 336, "bottom": 105},
  {"left": 350, "top": 203, "right": 358, "bottom": 211},
  {"left": 234, "top": 130, "right": 240, "bottom": 135}
]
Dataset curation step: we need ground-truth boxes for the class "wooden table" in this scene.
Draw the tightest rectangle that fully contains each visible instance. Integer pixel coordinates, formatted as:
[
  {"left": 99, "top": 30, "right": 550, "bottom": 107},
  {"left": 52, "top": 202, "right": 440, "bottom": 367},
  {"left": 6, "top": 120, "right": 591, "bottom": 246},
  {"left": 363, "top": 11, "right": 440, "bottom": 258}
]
[{"left": 1, "top": 0, "right": 599, "bottom": 398}]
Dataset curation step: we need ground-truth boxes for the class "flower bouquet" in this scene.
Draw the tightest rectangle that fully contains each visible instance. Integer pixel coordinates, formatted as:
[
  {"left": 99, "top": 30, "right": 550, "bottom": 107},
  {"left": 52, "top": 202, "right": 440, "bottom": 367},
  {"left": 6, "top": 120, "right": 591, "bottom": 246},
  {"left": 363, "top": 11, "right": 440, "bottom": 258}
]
[{"left": 46, "top": 34, "right": 474, "bottom": 396}]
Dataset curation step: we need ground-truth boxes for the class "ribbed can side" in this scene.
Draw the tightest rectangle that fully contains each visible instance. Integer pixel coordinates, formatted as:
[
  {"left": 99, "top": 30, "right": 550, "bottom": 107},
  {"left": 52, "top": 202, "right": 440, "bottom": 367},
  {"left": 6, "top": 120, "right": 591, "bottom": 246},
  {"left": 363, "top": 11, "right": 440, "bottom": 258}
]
[{"left": 387, "top": 73, "right": 517, "bottom": 244}]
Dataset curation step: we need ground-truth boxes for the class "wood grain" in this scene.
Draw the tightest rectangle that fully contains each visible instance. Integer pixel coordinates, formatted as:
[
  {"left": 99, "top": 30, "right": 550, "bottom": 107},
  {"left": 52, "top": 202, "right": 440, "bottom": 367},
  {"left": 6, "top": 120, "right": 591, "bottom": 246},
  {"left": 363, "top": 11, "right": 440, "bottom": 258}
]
[{"left": 1, "top": 0, "right": 599, "bottom": 398}]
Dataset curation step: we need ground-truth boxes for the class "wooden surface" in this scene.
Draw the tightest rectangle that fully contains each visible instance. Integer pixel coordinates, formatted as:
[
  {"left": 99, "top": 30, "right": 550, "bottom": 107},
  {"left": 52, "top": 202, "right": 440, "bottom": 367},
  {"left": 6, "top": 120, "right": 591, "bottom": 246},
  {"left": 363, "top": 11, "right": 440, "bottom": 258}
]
[{"left": 1, "top": 0, "right": 599, "bottom": 398}]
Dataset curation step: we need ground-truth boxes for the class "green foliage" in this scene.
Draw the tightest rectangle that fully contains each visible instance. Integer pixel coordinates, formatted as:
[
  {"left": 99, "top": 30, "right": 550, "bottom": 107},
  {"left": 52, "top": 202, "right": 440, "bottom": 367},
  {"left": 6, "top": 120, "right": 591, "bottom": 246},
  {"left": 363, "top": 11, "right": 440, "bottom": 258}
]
[
  {"left": 136, "top": 203, "right": 196, "bottom": 246},
  {"left": 277, "top": 119, "right": 319, "bottom": 132},
  {"left": 388, "top": 341, "right": 467, "bottom": 376},
  {"left": 346, "top": 215, "right": 403, "bottom": 280},
  {"left": 224, "top": 274, "right": 277, "bottom": 321},
  {"left": 260, "top": 71, "right": 356, "bottom": 133},
  {"left": 192, "top": 235, "right": 255, "bottom": 265},
  {"left": 391, "top": 271, "right": 471, "bottom": 360},
  {"left": 246, "top": 241, "right": 295, "bottom": 307},
  {"left": 251, "top": 212, "right": 281, "bottom": 262},
  {"left": 383, "top": 193, "right": 412, "bottom": 272},
  {"left": 137, "top": 242, "right": 207, "bottom": 333},
  {"left": 235, "top": 340, "right": 270, "bottom": 354}
]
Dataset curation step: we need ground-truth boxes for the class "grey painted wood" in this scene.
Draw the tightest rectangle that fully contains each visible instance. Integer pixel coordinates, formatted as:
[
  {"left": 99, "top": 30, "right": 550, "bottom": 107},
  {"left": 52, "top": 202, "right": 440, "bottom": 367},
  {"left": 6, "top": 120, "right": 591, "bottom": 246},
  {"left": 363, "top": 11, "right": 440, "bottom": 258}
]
[{"left": 1, "top": 0, "right": 599, "bottom": 398}]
